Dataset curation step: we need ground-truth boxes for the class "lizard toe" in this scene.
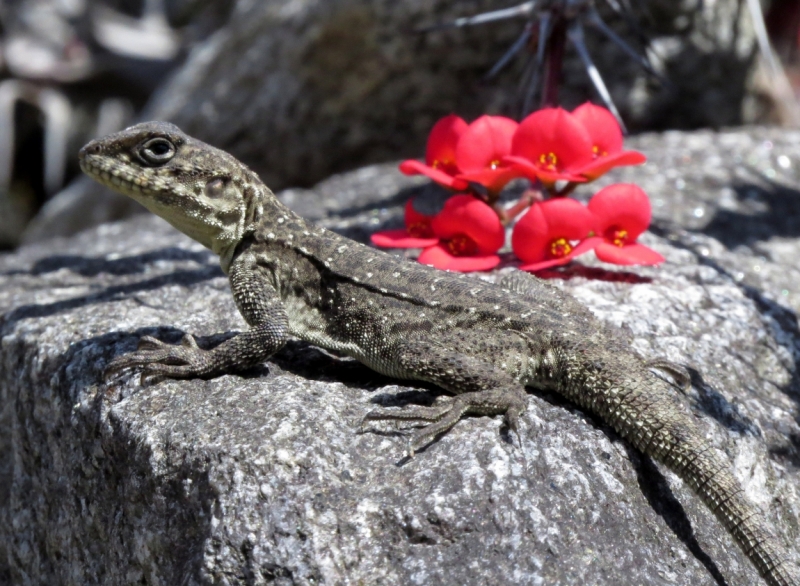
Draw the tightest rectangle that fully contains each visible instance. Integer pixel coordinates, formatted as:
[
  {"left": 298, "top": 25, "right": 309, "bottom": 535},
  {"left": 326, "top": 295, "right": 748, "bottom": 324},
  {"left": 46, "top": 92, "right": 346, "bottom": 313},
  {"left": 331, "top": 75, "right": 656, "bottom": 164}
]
[
  {"left": 362, "top": 402, "right": 452, "bottom": 426},
  {"left": 104, "top": 352, "right": 154, "bottom": 378},
  {"left": 105, "top": 338, "right": 212, "bottom": 381}
]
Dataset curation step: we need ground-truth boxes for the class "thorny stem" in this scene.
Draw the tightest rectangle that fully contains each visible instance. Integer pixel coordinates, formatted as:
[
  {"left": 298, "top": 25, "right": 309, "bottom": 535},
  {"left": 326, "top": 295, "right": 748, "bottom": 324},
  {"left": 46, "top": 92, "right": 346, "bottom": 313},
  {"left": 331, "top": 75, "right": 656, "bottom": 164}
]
[{"left": 541, "top": 17, "right": 568, "bottom": 107}]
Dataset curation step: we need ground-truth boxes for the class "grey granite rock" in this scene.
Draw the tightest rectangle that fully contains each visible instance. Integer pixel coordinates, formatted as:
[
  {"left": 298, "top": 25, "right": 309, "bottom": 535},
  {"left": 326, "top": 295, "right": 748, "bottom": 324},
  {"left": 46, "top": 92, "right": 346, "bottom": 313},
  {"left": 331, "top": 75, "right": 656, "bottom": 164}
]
[{"left": 2, "top": 127, "right": 800, "bottom": 585}]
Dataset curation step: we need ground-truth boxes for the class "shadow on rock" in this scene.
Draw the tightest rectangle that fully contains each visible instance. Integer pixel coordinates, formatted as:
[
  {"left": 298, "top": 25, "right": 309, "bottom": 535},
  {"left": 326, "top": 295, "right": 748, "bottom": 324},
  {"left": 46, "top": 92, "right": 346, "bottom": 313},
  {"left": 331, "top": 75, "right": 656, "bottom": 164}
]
[
  {"left": 272, "top": 340, "right": 401, "bottom": 390},
  {"left": 623, "top": 443, "right": 730, "bottom": 586},
  {"left": 686, "top": 367, "right": 761, "bottom": 437},
  {"left": 0, "top": 264, "right": 221, "bottom": 336},
  {"left": 700, "top": 179, "right": 800, "bottom": 249},
  {"left": 533, "top": 263, "right": 654, "bottom": 284},
  {"left": 1, "top": 247, "right": 215, "bottom": 277}
]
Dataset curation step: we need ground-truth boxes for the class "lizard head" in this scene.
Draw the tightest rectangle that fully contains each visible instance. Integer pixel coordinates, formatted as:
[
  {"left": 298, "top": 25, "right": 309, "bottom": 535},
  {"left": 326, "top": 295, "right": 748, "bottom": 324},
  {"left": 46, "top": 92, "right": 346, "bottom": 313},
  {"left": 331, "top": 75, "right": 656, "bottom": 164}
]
[{"left": 79, "top": 121, "right": 266, "bottom": 271}]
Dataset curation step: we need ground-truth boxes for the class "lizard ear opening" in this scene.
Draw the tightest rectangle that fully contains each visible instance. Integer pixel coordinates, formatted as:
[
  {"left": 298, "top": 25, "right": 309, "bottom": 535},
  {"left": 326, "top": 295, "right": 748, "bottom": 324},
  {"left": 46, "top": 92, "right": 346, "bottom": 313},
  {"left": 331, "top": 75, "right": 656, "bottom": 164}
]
[
  {"left": 205, "top": 177, "right": 227, "bottom": 198},
  {"left": 139, "top": 138, "right": 176, "bottom": 166}
]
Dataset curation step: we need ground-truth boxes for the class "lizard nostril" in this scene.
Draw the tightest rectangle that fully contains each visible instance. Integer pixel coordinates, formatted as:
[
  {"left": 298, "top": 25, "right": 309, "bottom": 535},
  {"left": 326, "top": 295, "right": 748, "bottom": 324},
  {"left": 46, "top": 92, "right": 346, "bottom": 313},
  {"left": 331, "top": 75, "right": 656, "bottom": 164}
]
[{"left": 79, "top": 142, "right": 102, "bottom": 159}]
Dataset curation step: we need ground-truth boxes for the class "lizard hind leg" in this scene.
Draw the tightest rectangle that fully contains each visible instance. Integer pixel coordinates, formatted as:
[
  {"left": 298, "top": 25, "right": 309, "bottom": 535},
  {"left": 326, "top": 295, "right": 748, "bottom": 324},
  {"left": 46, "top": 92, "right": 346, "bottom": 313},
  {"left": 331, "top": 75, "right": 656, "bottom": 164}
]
[
  {"left": 362, "top": 338, "right": 529, "bottom": 455},
  {"left": 363, "top": 386, "right": 528, "bottom": 456}
]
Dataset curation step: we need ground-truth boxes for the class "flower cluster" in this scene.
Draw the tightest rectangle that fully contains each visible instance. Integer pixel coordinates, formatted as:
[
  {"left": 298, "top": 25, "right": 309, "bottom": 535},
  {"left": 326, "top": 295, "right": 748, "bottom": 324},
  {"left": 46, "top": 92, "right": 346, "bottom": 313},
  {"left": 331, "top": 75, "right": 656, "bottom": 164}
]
[{"left": 372, "top": 103, "right": 664, "bottom": 272}]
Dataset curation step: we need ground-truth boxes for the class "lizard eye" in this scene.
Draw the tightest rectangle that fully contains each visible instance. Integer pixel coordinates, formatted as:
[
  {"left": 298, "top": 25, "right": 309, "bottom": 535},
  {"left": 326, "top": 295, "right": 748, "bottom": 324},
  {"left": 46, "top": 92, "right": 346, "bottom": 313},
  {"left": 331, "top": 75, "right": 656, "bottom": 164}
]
[{"left": 139, "top": 138, "right": 176, "bottom": 165}]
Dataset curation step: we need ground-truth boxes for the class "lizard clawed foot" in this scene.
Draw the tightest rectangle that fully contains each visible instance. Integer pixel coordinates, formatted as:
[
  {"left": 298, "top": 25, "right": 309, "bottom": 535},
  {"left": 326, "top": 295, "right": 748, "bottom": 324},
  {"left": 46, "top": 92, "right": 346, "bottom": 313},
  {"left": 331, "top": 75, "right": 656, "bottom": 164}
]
[
  {"left": 362, "top": 387, "right": 527, "bottom": 455},
  {"left": 105, "top": 334, "right": 213, "bottom": 382}
]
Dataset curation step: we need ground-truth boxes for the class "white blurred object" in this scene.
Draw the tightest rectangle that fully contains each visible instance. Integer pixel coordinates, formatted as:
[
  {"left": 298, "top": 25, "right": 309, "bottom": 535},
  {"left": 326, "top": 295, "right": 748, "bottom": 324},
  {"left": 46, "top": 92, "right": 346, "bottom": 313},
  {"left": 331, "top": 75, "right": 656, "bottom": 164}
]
[
  {"left": 4, "top": 33, "right": 92, "bottom": 81},
  {"left": 91, "top": 0, "right": 181, "bottom": 60},
  {"left": 746, "top": 0, "right": 800, "bottom": 126},
  {"left": 0, "top": 80, "right": 72, "bottom": 196},
  {"left": 3, "top": 0, "right": 93, "bottom": 81}
]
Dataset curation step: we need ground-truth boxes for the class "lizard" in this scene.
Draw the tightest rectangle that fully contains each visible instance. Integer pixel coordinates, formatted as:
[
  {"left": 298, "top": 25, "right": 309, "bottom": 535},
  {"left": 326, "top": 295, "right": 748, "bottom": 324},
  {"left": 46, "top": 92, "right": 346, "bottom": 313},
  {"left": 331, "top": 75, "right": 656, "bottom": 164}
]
[{"left": 79, "top": 121, "right": 799, "bottom": 586}]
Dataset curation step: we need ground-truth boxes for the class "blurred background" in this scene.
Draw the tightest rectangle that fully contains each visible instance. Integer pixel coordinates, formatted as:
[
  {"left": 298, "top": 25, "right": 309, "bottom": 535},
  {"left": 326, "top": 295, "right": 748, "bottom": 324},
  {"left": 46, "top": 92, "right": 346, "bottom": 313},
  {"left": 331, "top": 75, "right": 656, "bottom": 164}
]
[{"left": 1, "top": 0, "right": 799, "bottom": 250}]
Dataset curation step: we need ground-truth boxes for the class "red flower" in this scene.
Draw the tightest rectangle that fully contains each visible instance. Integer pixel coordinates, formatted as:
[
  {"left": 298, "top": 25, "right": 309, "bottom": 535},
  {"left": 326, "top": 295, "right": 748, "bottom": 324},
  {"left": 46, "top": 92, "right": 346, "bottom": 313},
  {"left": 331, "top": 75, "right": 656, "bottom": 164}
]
[
  {"left": 400, "top": 114, "right": 521, "bottom": 194},
  {"left": 453, "top": 115, "right": 520, "bottom": 194},
  {"left": 503, "top": 108, "right": 594, "bottom": 185},
  {"left": 418, "top": 195, "right": 505, "bottom": 272},
  {"left": 370, "top": 199, "right": 439, "bottom": 249},
  {"left": 571, "top": 103, "right": 646, "bottom": 180},
  {"left": 587, "top": 183, "right": 664, "bottom": 265},
  {"left": 399, "top": 115, "right": 470, "bottom": 191},
  {"left": 511, "top": 198, "right": 597, "bottom": 272},
  {"left": 371, "top": 196, "right": 504, "bottom": 272}
]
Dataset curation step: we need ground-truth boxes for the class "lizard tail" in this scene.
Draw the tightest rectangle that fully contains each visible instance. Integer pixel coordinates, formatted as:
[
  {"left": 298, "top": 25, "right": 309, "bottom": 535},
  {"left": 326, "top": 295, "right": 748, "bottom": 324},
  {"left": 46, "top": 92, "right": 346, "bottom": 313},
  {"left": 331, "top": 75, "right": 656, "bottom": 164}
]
[
  {"left": 560, "top": 355, "right": 799, "bottom": 586},
  {"left": 655, "top": 430, "right": 799, "bottom": 586}
]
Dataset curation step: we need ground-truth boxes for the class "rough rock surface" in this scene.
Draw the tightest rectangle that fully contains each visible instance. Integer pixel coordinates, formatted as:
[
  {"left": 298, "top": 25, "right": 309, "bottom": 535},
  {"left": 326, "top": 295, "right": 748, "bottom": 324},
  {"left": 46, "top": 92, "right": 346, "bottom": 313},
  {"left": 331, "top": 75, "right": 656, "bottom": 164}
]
[{"left": 2, "top": 127, "right": 800, "bottom": 585}]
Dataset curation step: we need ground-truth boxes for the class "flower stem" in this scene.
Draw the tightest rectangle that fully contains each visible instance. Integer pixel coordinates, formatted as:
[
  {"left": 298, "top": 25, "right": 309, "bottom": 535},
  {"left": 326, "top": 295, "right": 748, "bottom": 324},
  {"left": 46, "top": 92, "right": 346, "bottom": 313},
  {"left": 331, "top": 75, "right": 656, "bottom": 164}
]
[
  {"left": 496, "top": 188, "right": 542, "bottom": 225},
  {"left": 541, "top": 17, "right": 567, "bottom": 107},
  {"left": 555, "top": 181, "right": 580, "bottom": 197}
]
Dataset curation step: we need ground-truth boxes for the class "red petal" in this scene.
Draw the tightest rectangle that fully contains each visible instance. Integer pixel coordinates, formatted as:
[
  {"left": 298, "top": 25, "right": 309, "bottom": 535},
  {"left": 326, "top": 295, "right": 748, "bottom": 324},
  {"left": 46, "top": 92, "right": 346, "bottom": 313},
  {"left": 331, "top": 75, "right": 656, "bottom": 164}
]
[
  {"left": 572, "top": 102, "right": 624, "bottom": 155},
  {"left": 501, "top": 156, "right": 587, "bottom": 184},
  {"left": 455, "top": 115, "right": 518, "bottom": 173},
  {"left": 511, "top": 199, "right": 595, "bottom": 264},
  {"left": 571, "top": 236, "right": 602, "bottom": 256},
  {"left": 431, "top": 195, "right": 505, "bottom": 254},
  {"left": 418, "top": 244, "right": 500, "bottom": 272},
  {"left": 518, "top": 238, "right": 599, "bottom": 271},
  {"left": 500, "top": 156, "right": 539, "bottom": 182},
  {"left": 518, "top": 256, "right": 572, "bottom": 272},
  {"left": 370, "top": 230, "right": 439, "bottom": 249},
  {"left": 404, "top": 198, "right": 433, "bottom": 231},
  {"left": 399, "top": 159, "right": 470, "bottom": 191},
  {"left": 588, "top": 183, "right": 652, "bottom": 240},
  {"left": 576, "top": 150, "right": 646, "bottom": 181},
  {"left": 425, "top": 114, "right": 468, "bottom": 169},
  {"left": 455, "top": 166, "right": 523, "bottom": 194},
  {"left": 511, "top": 108, "right": 594, "bottom": 174},
  {"left": 594, "top": 242, "right": 665, "bottom": 265}
]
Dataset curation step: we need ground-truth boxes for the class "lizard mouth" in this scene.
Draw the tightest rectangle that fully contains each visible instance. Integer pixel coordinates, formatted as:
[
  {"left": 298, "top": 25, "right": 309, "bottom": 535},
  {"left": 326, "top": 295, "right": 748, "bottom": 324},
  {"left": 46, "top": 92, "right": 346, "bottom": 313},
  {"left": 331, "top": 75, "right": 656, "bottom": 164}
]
[{"left": 79, "top": 149, "right": 156, "bottom": 197}]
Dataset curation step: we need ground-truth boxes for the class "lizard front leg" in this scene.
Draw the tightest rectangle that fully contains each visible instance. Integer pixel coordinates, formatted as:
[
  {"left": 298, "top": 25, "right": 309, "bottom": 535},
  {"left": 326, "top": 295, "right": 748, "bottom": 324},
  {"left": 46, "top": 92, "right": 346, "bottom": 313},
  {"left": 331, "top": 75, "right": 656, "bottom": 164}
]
[
  {"left": 363, "top": 337, "right": 528, "bottom": 454},
  {"left": 106, "top": 252, "right": 289, "bottom": 380}
]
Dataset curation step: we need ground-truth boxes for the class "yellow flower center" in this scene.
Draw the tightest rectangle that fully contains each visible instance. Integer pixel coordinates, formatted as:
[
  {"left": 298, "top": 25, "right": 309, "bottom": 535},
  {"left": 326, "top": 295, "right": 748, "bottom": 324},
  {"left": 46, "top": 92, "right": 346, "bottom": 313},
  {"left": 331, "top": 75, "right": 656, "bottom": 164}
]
[
  {"left": 609, "top": 228, "right": 628, "bottom": 247},
  {"left": 539, "top": 152, "right": 559, "bottom": 170},
  {"left": 432, "top": 158, "right": 458, "bottom": 175},
  {"left": 592, "top": 145, "right": 608, "bottom": 158},
  {"left": 407, "top": 221, "right": 432, "bottom": 238},
  {"left": 489, "top": 159, "right": 501, "bottom": 169},
  {"left": 447, "top": 234, "right": 477, "bottom": 257},
  {"left": 549, "top": 237, "right": 572, "bottom": 258}
]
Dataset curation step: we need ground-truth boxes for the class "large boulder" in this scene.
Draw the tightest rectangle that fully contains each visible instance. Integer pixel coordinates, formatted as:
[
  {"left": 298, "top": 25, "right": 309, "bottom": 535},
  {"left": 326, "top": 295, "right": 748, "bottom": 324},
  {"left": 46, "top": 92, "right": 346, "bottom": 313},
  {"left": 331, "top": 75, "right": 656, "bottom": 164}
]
[{"left": 1, "top": 126, "right": 799, "bottom": 584}]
